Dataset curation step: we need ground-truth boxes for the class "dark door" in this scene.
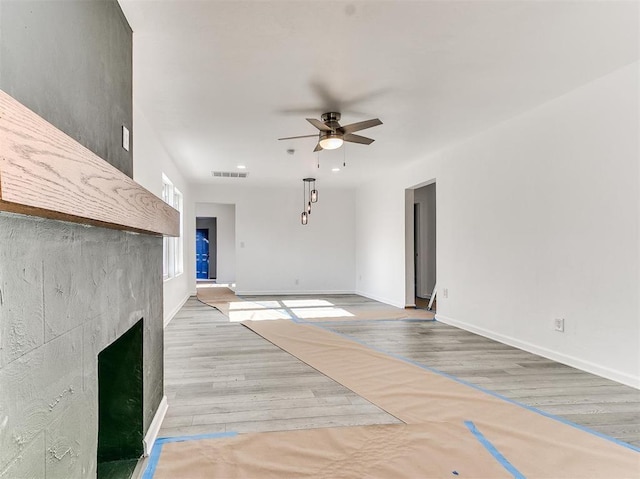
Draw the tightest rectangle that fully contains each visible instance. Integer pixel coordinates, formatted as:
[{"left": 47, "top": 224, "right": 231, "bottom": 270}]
[{"left": 196, "top": 229, "right": 209, "bottom": 279}]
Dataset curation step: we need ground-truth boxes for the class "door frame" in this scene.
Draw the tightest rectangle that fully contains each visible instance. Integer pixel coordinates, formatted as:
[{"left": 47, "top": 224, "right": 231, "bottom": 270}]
[{"left": 404, "top": 178, "right": 436, "bottom": 308}]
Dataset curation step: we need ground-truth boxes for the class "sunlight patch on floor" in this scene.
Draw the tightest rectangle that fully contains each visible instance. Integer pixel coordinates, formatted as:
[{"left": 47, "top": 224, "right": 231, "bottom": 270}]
[
  {"left": 282, "top": 299, "right": 334, "bottom": 308},
  {"left": 222, "top": 297, "right": 356, "bottom": 322},
  {"left": 290, "top": 307, "right": 354, "bottom": 319},
  {"left": 229, "top": 308, "right": 292, "bottom": 322},
  {"left": 229, "top": 300, "right": 281, "bottom": 310}
]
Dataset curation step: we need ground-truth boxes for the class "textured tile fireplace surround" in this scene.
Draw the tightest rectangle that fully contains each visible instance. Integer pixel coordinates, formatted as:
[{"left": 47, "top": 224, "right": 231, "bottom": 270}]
[{"left": 0, "top": 212, "right": 164, "bottom": 478}]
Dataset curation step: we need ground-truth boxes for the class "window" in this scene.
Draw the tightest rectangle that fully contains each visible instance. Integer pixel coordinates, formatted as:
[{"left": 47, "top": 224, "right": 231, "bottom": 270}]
[{"left": 162, "top": 174, "right": 183, "bottom": 280}]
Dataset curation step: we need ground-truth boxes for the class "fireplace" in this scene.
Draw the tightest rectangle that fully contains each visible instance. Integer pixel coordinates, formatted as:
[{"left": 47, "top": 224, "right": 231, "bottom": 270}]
[
  {"left": 97, "top": 319, "right": 144, "bottom": 478},
  {"left": 0, "top": 212, "right": 166, "bottom": 478}
]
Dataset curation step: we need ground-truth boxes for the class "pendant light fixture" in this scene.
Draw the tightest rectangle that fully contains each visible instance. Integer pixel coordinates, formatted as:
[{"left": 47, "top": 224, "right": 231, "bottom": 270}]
[{"left": 301, "top": 178, "right": 318, "bottom": 225}]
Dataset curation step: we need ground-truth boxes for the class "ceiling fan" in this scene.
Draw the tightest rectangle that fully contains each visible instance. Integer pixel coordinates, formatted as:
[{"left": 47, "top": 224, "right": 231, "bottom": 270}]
[{"left": 278, "top": 112, "right": 382, "bottom": 152}]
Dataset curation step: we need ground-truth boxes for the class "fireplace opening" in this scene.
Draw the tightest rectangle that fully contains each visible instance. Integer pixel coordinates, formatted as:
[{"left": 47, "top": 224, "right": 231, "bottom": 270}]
[{"left": 97, "top": 319, "right": 144, "bottom": 478}]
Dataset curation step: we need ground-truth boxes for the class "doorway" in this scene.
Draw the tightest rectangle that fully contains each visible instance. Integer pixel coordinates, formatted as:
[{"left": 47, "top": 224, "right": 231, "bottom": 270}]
[
  {"left": 412, "top": 182, "right": 436, "bottom": 310},
  {"left": 196, "top": 229, "right": 209, "bottom": 279},
  {"left": 195, "top": 217, "right": 217, "bottom": 280}
]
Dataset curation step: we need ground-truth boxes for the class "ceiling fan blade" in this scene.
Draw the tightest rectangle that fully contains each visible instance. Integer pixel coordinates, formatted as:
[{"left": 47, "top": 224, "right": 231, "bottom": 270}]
[
  {"left": 339, "top": 118, "right": 382, "bottom": 134},
  {"left": 344, "top": 133, "right": 375, "bottom": 145},
  {"left": 307, "top": 118, "right": 333, "bottom": 132},
  {"left": 313, "top": 143, "right": 323, "bottom": 152},
  {"left": 278, "top": 134, "right": 319, "bottom": 141}
]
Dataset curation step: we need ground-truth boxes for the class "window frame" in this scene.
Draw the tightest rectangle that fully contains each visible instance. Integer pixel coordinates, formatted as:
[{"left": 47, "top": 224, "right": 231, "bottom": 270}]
[{"left": 162, "top": 174, "right": 183, "bottom": 281}]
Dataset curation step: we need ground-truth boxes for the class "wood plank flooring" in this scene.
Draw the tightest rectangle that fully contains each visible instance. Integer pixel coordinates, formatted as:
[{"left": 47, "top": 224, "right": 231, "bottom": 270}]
[
  {"left": 324, "top": 319, "right": 640, "bottom": 448},
  {"left": 161, "top": 295, "right": 640, "bottom": 449},
  {"left": 160, "top": 298, "right": 400, "bottom": 438}
]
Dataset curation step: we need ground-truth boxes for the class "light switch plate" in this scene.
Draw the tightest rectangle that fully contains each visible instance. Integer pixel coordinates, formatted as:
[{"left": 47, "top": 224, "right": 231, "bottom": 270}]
[{"left": 122, "top": 125, "right": 130, "bottom": 151}]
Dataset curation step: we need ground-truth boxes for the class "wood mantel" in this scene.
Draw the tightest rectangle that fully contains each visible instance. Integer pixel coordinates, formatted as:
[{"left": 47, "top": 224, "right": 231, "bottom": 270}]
[{"left": 0, "top": 90, "right": 179, "bottom": 236}]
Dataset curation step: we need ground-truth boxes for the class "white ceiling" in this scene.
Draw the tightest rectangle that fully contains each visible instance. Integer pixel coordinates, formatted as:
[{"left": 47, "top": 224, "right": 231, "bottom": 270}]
[{"left": 119, "top": 1, "right": 638, "bottom": 188}]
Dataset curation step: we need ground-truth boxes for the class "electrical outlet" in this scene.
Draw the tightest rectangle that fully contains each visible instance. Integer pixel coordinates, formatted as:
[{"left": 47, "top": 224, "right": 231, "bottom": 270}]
[
  {"left": 554, "top": 318, "right": 564, "bottom": 332},
  {"left": 442, "top": 288, "right": 448, "bottom": 299}
]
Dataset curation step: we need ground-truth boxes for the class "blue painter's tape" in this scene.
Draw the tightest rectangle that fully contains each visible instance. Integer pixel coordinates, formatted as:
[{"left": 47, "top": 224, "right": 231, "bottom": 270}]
[
  {"left": 157, "top": 431, "right": 238, "bottom": 444},
  {"left": 143, "top": 431, "right": 238, "bottom": 479},
  {"left": 308, "top": 322, "right": 640, "bottom": 453},
  {"left": 465, "top": 421, "right": 525, "bottom": 479},
  {"left": 142, "top": 443, "right": 163, "bottom": 479}
]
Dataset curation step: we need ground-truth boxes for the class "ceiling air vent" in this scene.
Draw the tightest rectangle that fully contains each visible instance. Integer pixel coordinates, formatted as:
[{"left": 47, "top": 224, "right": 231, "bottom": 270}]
[{"left": 211, "top": 171, "right": 249, "bottom": 178}]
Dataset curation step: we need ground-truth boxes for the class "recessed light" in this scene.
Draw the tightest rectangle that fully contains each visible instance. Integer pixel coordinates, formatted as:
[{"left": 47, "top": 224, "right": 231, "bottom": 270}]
[
  {"left": 332, "top": 168, "right": 340, "bottom": 172},
  {"left": 237, "top": 165, "right": 246, "bottom": 169}
]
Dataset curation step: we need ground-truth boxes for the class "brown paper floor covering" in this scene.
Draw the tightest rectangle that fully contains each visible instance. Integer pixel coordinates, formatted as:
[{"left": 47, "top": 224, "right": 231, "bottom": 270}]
[
  {"left": 153, "top": 423, "right": 512, "bottom": 479},
  {"left": 238, "top": 320, "right": 639, "bottom": 478}
]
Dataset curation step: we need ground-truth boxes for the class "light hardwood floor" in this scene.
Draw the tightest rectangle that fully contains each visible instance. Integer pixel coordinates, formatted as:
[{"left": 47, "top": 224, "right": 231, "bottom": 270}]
[
  {"left": 160, "top": 298, "right": 400, "bottom": 438},
  {"left": 161, "top": 296, "right": 640, "bottom": 448}
]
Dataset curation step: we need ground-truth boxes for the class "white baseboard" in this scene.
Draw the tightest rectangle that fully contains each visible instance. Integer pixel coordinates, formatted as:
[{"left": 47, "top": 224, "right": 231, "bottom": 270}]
[
  {"left": 235, "top": 289, "right": 355, "bottom": 296},
  {"left": 435, "top": 314, "right": 640, "bottom": 389},
  {"left": 355, "top": 289, "right": 405, "bottom": 309},
  {"left": 143, "top": 395, "right": 168, "bottom": 456},
  {"left": 164, "top": 293, "right": 190, "bottom": 328}
]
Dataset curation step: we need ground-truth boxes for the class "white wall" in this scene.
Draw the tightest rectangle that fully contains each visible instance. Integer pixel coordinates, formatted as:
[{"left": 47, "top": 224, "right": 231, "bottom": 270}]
[
  {"left": 195, "top": 203, "right": 236, "bottom": 283},
  {"left": 193, "top": 183, "right": 356, "bottom": 295},
  {"left": 356, "top": 63, "right": 639, "bottom": 387},
  {"left": 356, "top": 180, "right": 407, "bottom": 307},
  {"left": 133, "top": 106, "right": 195, "bottom": 324}
]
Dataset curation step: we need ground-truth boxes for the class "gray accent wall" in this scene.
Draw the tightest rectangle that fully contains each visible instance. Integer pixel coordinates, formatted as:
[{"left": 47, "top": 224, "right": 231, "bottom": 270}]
[
  {"left": 0, "top": 1, "right": 164, "bottom": 477},
  {"left": 0, "top": 0, "right": 133, "bottom": 177}
]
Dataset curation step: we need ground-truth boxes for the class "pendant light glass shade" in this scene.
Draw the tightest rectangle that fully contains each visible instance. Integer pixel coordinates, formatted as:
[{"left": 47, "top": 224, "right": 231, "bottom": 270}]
[{"left": 301, "top": 177, "right": 317, "bottom": 225}]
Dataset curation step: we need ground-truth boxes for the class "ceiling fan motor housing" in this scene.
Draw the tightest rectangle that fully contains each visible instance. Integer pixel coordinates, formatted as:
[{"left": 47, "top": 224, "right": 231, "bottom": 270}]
[
  {"left": 321, "top": 112, "right": 341, "bottom": 123},
  {"left": 319, "top": 131, "right": 342, "bottom": 141}
]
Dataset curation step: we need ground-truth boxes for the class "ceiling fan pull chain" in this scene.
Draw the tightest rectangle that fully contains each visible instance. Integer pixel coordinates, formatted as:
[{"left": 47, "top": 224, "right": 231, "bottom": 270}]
[
  {"left": 343, "top": 143, "right": 346, "bottom": 167},
  {"left": 317, "top": 151, "right": 320, "bottom": 169}
]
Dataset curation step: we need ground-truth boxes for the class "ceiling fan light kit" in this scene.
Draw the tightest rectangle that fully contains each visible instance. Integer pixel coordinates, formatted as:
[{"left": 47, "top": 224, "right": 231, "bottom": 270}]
[
  {"left": 319, "top": 133, "right": 343, "bottom": 150},
  {"left": 279, "top": 111, "right": 382, "bottom": 153}
]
